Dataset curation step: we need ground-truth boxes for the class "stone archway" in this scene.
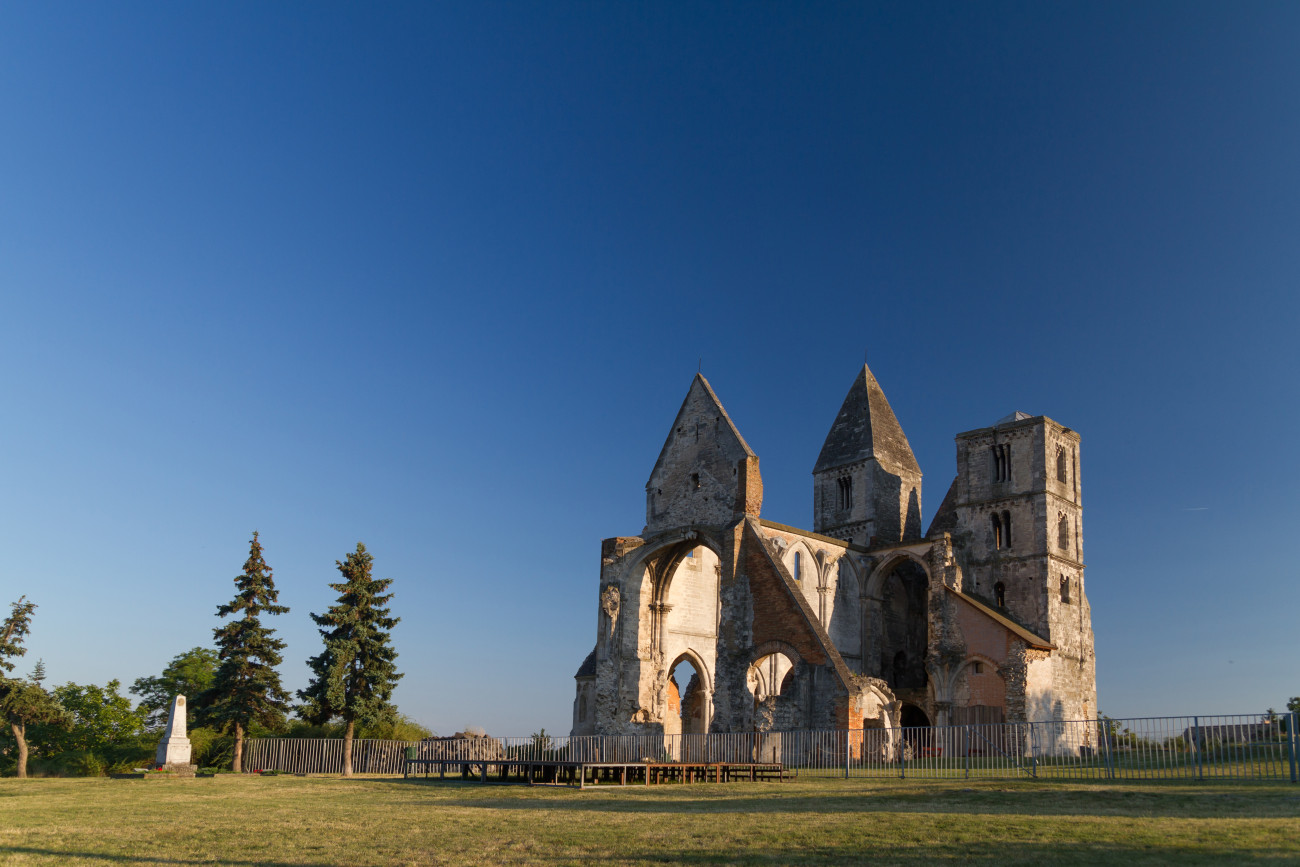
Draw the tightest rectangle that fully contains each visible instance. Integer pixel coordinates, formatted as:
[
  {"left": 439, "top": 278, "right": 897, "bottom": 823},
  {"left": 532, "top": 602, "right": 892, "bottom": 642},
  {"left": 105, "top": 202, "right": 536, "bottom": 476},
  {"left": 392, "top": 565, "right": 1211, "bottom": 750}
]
[
  {"left": 861, "top": 552, "right": 931, "bottom": 696},
  {"left": 665, "top": 649, "right": 712, "bottom": 737},
  {"left": 615, "top": 528, "right": 727, "bottom": 735}
]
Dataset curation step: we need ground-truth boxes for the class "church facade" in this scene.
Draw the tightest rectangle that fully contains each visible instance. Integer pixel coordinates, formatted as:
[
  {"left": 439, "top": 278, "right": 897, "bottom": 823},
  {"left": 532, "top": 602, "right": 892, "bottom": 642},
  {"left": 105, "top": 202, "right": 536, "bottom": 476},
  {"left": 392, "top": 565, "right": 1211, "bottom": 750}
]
[{"left": 571, "top": 366, "right": 1096, "bottom": 740}]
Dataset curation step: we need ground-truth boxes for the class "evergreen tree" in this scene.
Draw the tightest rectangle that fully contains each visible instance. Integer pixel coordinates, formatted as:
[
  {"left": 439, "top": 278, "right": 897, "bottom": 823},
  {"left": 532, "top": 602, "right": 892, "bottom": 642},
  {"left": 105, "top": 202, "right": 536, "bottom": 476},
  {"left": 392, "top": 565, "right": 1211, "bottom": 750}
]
[
  {"left": 298, "top": 542, "right": 402, "bottom": 777},
  {"left": 199, "top": 532, "right": 291, "bottom": 773},
  {"left": 0, "top": 599, "right": 66, "bottom": 778}
]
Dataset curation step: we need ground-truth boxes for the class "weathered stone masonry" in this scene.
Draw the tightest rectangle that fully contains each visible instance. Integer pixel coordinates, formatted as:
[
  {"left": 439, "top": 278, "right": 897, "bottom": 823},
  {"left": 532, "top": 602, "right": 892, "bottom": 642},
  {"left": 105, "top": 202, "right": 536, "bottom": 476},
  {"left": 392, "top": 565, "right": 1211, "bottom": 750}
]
[{"left": 572, "top": 366, "right": 1096, "bottom": 745}]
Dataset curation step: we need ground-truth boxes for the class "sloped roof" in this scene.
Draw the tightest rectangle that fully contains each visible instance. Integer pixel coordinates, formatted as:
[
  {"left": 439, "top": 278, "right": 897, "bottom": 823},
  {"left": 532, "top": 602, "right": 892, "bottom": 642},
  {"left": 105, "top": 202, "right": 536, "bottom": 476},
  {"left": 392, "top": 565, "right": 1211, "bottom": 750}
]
[
  {"left": 813, "top": 364, "right": 920, "bottom": 475},
  {"left": 574, "top": 648, "right": 597, "bottom": 678},
  {"left": 926, "top": 477, "right": 960, "bottom": 538},
  {"left": 648, "top": 373, "right": 756, "bottom": 479},
  {"left": 946, "top": 587, "right": 1055, "bottom": 650}
]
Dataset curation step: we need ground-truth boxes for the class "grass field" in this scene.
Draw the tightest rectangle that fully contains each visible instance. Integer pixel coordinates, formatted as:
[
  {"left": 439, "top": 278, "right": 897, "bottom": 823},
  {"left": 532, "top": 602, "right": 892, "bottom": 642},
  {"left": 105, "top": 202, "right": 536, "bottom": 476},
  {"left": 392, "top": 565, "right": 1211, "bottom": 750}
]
[{"left": 1, "top": 774, "right": 1298, "bottom": 866}]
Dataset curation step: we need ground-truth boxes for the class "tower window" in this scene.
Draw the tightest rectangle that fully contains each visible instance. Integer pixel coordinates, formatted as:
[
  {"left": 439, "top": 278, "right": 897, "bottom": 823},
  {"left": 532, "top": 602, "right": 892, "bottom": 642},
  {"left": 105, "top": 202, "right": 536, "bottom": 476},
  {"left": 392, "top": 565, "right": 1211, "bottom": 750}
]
[
  {"left": 1058, "top": 513, "right": 1069, "bottom": 550},
  {"left": 994, "top": 582, "right": 1006, "bottom": 608},
  {"left": 692, "top": 473, "right": 700, "bottom": 491},
  {"left": 837, "top": 476, "right": 853, "bottom": 510},
  {"left": 991, "top": 443, "right": 1011, "bottom": 483},
  {"left": 793, "top": 551, "right": 801, "bottom": 583},
  {"left": 1056, "top": 446, "right": 1068, "bottom": 483},
  {"left": 1060, "top": 576, "right": 1071, "bottom": 603},
  {"left": 992, "top": 511, "right": 1012, "bottom": 550},
  {"left": 971, "top": 662, "right": 983, "bottom": 675}
]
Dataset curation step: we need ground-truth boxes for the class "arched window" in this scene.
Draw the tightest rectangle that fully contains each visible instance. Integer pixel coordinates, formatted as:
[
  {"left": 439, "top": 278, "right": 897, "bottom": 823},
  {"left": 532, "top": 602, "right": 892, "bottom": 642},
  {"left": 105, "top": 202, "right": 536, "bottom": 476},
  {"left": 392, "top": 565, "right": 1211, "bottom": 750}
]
[
  {"left": 991, "top": 513, "right": 1003, "bottom": 549},
  {"left": 1060, "top": 576, "right": 1071, "bottom": 603},
  {"left": 1056, "top": 446, "right": 1068, "bottom": 483},
  {"left": 692, "top": 473, "right": 700, "bottom": 491},
  {"left": 992, "top": 443, "right": 1012, "bottom": 483},
  {"left": 994, "top": 582, "right": 1006, "bottom": 608},
  {"left": 793, "top": 551, "right": 802, "bottom": 583},
  {"left": 837, "top": 476, "right": 853, "bottom": 510},
  {"left": 1058, "top": 513, "right": 1069, "bottom": 550},
  {"left": 1002, "top": 510, "right": 1012, "bottom": 548}
]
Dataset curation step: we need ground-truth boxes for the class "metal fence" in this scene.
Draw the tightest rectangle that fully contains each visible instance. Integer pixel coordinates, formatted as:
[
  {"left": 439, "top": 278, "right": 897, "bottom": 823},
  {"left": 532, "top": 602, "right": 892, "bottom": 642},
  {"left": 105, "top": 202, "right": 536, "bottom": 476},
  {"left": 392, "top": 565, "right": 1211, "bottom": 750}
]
[
  {"left": 243, "top": 737, "right": 410, "bottom": 775},
  {"left": 244, "top": 712, "right": 1299, "bottom": 782}
]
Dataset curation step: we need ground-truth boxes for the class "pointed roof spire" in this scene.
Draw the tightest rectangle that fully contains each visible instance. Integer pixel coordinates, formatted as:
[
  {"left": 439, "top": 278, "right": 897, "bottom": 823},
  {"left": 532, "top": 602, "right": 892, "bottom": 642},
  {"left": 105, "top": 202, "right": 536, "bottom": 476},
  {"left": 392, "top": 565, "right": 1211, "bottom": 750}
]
[
  {"left": 644, "top": 373, "right": 760, "bottom": 533},
  {"left": 649, "top": 373, "right": 755, "bottom": 475},
  {"left": 813, "top": 364, "right": 919, "bottom": 475}
]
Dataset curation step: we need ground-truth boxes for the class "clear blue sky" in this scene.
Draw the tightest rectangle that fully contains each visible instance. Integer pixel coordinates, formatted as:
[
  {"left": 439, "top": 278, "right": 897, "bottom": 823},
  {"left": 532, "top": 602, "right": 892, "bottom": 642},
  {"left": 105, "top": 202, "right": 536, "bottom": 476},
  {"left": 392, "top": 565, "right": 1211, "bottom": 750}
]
[{"left": 3, "top": 2, "right": 1297, "bottom": 735}]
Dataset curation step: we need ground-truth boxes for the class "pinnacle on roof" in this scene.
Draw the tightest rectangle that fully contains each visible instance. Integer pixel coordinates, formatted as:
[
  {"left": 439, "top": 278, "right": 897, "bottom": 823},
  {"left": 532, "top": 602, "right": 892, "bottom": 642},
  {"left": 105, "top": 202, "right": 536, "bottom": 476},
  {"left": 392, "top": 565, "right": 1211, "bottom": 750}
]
[
  {"left": 813, "top": 363, "right": 920, "bottom": 475},
  {"left": 996, "top": 411, "right": 1033, "bottom": 425}
]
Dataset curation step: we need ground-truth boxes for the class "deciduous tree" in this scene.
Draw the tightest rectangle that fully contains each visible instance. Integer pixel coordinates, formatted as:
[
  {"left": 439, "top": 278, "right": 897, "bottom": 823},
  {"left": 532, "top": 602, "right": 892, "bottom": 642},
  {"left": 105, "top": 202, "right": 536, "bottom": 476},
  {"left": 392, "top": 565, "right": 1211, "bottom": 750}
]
[
  {"left": 298, "top": 542, "right": 402, "bottom": 777},
  {"left": 130, "top": 647, "right": 219, "bottom": 727},
  {"left": 0, "top": 601, "right": 67, "bottom": 778},
  {"left": 199, "top": 532, "right": 291, "bottom": 773},
  {"left": 37, "top": 680, "right": 148, "bottom": 756}
]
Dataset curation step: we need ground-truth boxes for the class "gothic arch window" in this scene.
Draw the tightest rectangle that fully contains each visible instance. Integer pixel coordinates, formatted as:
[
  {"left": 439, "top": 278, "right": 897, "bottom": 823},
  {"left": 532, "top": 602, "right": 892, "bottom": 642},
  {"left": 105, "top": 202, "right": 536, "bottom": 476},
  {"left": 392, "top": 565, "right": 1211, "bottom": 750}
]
[
  {"left": 994, "top": 581, "right": 1006, "bottom": 608},
  {"left": 1060, "top": 576, "right": 1071, "bottom": 603},
  {"left": 1002, "top": 510, "right": 1012, "bottom": 548},
  {"left": 1058, "top": 513, "right": 1069, "bottom": 550},
  {"left": 793, "top": 551, "right": 802, "bottom": 583},
  {"left": 692, "top": 473, "right": 700, "bottom": 491},
  {"left": 1056, "top": 446, "right": 1068, "bottom": 483},
  {"left": 837, "top": 476, "right": 853, "bottom": 510},
  {"left": 991, "top": 513, "right": 1003, "bottom": 549}
]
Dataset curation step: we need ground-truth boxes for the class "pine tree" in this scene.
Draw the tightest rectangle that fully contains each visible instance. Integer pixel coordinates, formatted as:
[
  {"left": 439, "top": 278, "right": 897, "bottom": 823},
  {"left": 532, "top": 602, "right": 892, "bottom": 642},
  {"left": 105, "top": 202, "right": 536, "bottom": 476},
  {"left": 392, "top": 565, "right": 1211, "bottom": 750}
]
[
  {"left": 1, "top": 599, "right": 67, "bottom": 778},
  {"left": 298, "top": 542, "right": 403, "bottom": 777},
  {"left": 199, "top": 532, "right": 291, "bottom": 773}
]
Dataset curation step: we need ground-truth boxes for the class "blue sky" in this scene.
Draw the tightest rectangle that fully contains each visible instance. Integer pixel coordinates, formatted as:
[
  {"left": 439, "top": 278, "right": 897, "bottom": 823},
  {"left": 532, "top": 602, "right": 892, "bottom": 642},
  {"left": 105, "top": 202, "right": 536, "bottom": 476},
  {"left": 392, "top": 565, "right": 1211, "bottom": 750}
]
[{"left": 2, "top": 2, "right": 1297, "bottom": 735}]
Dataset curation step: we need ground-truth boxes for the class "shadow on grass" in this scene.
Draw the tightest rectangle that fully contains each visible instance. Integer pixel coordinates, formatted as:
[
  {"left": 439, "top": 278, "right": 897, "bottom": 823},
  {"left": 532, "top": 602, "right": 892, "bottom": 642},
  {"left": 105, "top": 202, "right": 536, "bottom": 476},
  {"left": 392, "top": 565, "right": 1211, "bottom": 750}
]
[
  {"left": 568, "top": 841, "right": 1298, "bottom": 865},
  {"left": 0, "top": 849, "right": 329, "bottom": 867},
  {"left": 391, "top": 782, "right": 1300, "bottom": 820}
]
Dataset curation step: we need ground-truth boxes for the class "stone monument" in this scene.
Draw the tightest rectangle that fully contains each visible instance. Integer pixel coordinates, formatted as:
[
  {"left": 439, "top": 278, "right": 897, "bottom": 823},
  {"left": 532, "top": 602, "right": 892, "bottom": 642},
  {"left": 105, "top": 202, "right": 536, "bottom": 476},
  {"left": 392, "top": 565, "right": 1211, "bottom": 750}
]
[{"left": 155, "top": 694, "right": 195, "bottom": 773}]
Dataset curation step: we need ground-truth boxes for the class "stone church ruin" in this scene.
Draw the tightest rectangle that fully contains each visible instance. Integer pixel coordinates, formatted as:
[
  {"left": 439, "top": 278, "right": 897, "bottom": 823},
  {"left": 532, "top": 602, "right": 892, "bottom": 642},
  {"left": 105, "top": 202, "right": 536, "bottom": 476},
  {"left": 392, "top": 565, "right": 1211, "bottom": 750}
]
[{"left": 571, "top": 365, "right": 1097, "bottom": 745}]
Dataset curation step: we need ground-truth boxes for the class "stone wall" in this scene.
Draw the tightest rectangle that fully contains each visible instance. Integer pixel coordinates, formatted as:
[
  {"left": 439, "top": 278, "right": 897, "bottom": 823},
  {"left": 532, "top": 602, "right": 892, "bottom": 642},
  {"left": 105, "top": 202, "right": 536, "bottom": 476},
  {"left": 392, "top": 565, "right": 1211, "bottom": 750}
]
[{"left": 575, "top": 373, "right": 1097, "bottom": 749}]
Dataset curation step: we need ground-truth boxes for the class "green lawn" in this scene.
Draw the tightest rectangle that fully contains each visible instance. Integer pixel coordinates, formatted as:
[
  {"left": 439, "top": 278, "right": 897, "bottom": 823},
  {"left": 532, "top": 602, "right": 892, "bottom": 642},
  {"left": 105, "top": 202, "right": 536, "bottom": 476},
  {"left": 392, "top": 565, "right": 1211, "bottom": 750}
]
[{"left": 1, "top": 774, "right": 1297, "bottom": 866}]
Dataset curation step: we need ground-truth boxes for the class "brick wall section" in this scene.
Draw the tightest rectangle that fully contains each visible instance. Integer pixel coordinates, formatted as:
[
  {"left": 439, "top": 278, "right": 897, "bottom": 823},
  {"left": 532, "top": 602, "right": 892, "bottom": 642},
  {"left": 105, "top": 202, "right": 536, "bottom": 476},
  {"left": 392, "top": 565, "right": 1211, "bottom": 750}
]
[{"left": 743, "top": 523, "right": 829, "bottom": 668}]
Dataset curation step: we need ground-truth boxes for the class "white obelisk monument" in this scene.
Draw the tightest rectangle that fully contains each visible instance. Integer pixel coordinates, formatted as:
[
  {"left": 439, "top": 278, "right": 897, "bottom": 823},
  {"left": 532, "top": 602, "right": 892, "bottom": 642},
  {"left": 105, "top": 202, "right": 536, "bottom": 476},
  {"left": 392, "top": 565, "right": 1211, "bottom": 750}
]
[{"left": 155, "top": 695, "right": 193, "bottom": 768}]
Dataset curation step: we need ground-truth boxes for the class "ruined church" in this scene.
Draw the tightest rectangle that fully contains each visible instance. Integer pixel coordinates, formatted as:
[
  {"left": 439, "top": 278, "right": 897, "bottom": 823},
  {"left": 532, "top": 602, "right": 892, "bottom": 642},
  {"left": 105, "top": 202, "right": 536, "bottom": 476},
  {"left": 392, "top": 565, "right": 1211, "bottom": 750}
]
[{"left": 571, "top": 366, "right": 1096, "bottom": 737}]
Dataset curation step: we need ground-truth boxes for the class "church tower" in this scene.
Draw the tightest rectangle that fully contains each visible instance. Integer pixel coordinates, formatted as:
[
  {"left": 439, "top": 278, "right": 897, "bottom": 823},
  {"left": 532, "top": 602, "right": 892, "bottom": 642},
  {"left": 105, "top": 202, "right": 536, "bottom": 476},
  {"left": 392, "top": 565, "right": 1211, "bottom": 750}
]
[
  {"left": 947, "top": 413, "right": 1097, "bottom": 722},
  {"left": 813, "top": 364, "right": 923, "bottom": 545}
]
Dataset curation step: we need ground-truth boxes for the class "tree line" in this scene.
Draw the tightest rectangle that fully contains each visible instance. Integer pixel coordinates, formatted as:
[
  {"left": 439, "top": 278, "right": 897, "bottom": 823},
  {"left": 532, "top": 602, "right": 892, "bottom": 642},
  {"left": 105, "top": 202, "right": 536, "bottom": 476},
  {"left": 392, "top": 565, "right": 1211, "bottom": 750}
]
[{"left": 0, "top": 534, "right": 419, "bottom": 778}]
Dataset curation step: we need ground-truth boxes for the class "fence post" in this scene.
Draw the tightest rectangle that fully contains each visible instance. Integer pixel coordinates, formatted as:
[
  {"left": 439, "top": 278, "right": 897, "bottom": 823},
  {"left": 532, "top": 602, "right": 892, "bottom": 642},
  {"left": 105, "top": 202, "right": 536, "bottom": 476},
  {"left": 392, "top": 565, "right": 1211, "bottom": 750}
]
[
  {"left": 900, "top": 729, "right": 906, "bottom": 780},
  {"left": 1288, "top": 713, "right": 1298, "bottom": 784},
  {"left": 1028, "top": 725, "right": 1037, "bottom": 779},
  {"left": 1193, "top": 717, "right": 1204, "bottom": 781},
  {"left": 1102, "top": 721, "right": 1114, "bottom": 781},
  {"left": 965, "top": 726, "right": 970, "bottom": 780},
  {"left": 844, "top": 729, "right": 850, "bottom": 779}
]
